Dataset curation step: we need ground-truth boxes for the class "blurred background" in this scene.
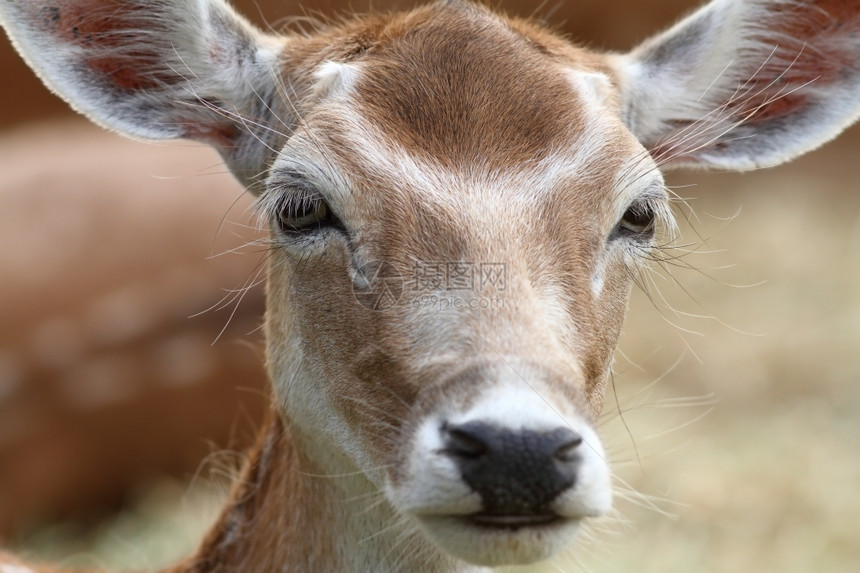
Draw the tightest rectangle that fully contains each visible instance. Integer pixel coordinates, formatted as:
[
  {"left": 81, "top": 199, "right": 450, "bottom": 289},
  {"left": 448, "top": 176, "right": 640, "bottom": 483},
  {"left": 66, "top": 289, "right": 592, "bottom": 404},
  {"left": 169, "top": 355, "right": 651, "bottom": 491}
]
[{"left": 0, "top": 1, "right": 858, "bottom": 572}]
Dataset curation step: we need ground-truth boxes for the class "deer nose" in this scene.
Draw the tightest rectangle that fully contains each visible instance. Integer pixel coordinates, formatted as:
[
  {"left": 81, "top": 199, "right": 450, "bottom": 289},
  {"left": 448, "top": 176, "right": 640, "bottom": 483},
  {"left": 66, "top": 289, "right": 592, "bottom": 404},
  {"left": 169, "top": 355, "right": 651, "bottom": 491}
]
[{"left": 442, "top": 421, "right": 582, "bottom": 517}]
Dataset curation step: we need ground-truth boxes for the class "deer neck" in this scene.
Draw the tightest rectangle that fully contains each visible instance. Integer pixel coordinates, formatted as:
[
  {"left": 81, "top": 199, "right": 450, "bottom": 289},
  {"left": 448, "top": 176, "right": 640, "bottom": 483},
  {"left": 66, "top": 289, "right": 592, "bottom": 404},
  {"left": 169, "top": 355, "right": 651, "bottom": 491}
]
[{"left": 172, "top": 413, "right": 482, "bottom": 573}]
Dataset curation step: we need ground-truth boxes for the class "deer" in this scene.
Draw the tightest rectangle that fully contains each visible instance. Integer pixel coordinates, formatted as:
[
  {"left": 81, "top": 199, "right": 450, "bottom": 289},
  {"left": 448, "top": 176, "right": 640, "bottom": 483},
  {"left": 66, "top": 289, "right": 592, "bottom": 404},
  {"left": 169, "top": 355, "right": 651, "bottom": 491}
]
[
  {"left": 0, "top": 118, "right": 270, "bottom": 538},
  {"left": 1, "top": 0, "right": 859, "bottom": 571}
]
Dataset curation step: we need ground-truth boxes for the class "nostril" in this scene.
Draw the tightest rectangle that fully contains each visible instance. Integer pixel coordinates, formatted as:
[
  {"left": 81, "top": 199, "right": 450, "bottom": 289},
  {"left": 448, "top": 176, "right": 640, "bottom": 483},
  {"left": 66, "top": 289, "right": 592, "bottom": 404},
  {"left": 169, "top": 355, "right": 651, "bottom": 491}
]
[
  {"left": 439, "top": 421, "right": 583, "bottom": 516},
  {"left": 443, "top": 423, "right": 489, "bottom": 459},
  {"left": 553, "top": 432, "right": 583, "bottom": 463}
]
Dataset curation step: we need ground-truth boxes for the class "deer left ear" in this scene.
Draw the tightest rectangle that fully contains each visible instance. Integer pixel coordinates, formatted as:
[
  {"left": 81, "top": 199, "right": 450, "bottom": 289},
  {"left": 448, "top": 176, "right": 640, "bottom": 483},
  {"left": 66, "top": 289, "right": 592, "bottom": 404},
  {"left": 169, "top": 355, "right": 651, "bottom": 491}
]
[
  {"left": 613, "top": 0, "right": 860, "bottom": 171},
  {"left": 0, "top": 0, "right": 288, "bottom": 192}
]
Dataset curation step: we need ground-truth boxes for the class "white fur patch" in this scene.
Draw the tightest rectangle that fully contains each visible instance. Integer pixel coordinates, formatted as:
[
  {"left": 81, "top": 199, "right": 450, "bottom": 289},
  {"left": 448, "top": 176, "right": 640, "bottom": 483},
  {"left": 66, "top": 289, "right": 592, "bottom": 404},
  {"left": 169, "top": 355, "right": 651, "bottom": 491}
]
[
  {"left": 322, "top": 100, "right": 616, "bottom": 217},
  {"left": 450, "top": 381, "right": 572, "bottom": 432},
  {"left": 590, "top": 263, "right": 606, "bottom": 297},
  {"left": 553, "top": 422, "right": 612, "bottom": 517},
  {"left": 389, "top": 416, "right": 482, "bottom": 515},
  {"left": 566, "top": 69, "right": 613, "bottom": 109},
  {"left": 313, "top": 60, "right": 360, "bottom": 100}
]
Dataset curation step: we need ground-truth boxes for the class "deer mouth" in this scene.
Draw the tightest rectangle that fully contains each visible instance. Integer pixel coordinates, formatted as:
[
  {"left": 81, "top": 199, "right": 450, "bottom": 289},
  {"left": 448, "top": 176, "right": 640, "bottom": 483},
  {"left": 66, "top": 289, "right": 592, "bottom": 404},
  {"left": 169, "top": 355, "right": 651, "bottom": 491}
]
[
  {"left": 414, "top": 512, "right": 583, "bottom": 566},
  {"left": 465, "top": 511, "right": 564, "bottom": 530}
]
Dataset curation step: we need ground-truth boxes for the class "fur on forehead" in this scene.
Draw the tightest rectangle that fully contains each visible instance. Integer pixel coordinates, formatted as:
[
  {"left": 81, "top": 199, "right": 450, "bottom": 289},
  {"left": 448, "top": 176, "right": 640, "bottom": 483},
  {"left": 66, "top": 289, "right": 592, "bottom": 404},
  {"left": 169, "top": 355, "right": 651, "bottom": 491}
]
[
  {"left": 266, "top": 1, "right": 657, "bottom": 238},
  {"left": 288, "top": 0, "right": 623, "bottom": 176}
]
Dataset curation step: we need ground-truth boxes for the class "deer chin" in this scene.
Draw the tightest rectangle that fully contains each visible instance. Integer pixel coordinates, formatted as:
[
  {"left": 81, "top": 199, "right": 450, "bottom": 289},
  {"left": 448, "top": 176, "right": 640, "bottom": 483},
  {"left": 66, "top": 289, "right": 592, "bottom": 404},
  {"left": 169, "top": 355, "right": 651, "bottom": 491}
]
[
  {"left": 393, "top": 480, "right": 609, "bottom": 567},
  {"left": 415, "top": 513, "right": 583, "bottom": 567}
]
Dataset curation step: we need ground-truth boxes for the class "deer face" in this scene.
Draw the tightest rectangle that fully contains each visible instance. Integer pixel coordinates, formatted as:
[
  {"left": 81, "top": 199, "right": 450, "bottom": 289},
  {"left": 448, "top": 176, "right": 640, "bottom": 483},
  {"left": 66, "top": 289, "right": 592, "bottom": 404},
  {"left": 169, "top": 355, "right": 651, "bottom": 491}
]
[
  {"left": 263, "top": 5, "right": 666, "bottom": 564},
  {"left": 4, "top": 0, "right": 859, "bottom": 568}
]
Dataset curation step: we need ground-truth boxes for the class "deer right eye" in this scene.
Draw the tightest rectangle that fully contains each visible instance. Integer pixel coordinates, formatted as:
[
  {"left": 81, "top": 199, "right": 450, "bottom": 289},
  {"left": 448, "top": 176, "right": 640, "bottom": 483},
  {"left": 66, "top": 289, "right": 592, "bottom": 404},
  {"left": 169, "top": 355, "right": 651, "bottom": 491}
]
[{"left": 272, "top": 190, "right": 346, "bottom": 239}]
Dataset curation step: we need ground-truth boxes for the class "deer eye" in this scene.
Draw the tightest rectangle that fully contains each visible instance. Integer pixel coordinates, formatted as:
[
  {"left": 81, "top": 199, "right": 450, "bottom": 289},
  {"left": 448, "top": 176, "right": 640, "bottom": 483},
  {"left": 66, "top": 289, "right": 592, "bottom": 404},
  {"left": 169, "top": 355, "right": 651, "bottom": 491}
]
[
  {"left": 612, "top": 201, "right": 656, "bottom": 242},
  {"left": 275, "top": 191, "right": 344, "bottom": 238}
]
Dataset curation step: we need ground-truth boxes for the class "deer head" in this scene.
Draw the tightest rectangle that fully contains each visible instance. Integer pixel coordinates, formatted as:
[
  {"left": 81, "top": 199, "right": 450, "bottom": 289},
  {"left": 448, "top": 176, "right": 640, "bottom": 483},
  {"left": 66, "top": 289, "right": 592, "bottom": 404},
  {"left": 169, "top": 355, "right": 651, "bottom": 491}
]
[{"left": 1, "top": 0, "right": 858, "bottom": 568}]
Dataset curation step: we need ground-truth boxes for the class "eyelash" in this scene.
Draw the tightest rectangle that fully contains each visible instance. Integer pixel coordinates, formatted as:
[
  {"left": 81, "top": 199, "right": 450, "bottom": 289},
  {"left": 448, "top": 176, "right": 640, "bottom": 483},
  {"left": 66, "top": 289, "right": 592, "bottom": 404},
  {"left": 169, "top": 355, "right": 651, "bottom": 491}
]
[
  {"left": 610, "top": 196, "right": 670, "bottom": 246},
  {"left": 264, "top": 187, "right": 345, "bottom": 239}
]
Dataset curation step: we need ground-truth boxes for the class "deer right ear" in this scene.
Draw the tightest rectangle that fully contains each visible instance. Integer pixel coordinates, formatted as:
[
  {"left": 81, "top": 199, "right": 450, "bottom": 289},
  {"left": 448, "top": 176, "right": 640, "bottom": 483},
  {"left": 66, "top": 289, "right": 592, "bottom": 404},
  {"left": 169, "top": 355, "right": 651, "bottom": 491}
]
[
  {"left": 0, "top": 0, "right": 288, "bottom": 192},
  {"left": 614, "top": 0, "right": 860, "bottom": 172}
]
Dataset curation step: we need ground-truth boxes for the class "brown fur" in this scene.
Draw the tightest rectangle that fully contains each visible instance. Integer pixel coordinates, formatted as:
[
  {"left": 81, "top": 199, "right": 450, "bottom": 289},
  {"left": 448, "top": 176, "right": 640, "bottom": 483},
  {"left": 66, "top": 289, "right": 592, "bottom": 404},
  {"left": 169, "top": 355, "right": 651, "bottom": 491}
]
[
  {"left": 2, "top": 2, "right": 653, "bottom": 570},
  {"left": 8, "top": 0, "right": 859, "bottom": 570},
  {"left": 262, "top": 1, "right": 647, "bottom": 502},
  {"left": 175, "top": 415, "right": 339, "bottom": 572}
]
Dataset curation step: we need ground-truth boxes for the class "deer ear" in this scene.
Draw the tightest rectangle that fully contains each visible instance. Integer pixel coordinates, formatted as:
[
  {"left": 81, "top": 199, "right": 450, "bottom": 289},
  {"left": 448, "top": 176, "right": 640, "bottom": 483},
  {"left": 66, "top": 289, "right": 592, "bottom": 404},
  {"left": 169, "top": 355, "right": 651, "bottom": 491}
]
[
  {"left": 615, "top": 0, "right": 860, "bottom": 171},
  {"left": 0, "top": 0, "right": 287, "bottom": 192}
]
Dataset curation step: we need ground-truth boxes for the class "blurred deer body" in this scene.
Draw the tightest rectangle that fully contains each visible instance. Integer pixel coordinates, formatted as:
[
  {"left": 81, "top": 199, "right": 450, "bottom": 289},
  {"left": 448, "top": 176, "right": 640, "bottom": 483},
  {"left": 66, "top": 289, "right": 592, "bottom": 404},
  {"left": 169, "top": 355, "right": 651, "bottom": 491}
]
[
  {"left": 1, "top": 0, "right": 859, "bottom": 571},
  {"left": 0, "top": 121, "right": 267, "bottom": 536}
]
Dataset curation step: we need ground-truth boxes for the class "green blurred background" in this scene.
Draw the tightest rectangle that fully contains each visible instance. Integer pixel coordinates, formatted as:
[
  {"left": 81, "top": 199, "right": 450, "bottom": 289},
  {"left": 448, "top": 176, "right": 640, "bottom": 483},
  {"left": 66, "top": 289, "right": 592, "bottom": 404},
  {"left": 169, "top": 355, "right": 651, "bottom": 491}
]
[{"left": 1, "top": 1, "right": 858, "bottom": 572}]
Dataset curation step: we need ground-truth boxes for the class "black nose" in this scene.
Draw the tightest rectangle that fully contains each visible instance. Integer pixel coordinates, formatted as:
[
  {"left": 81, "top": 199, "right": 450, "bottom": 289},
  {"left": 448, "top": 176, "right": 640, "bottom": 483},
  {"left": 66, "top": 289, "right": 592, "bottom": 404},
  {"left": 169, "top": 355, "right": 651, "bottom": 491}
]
[{"left": 442, "top": 421, "right": 582, "bottom": 517}]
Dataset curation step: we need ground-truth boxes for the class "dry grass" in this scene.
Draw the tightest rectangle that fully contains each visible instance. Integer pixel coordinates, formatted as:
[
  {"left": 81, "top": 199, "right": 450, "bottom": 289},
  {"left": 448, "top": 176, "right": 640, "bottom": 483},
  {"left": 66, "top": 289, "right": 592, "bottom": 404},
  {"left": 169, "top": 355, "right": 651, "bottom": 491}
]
[{"left": 12, "top": 131, "right": 860, "bottom": 572}]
